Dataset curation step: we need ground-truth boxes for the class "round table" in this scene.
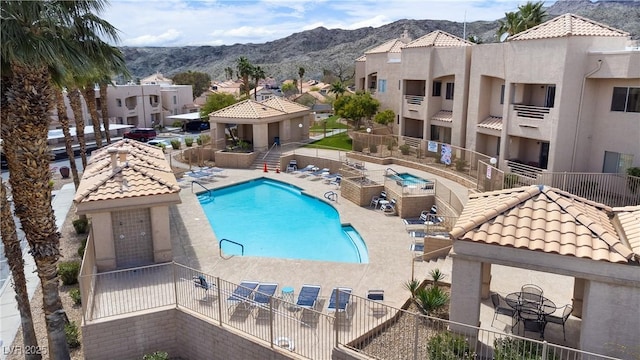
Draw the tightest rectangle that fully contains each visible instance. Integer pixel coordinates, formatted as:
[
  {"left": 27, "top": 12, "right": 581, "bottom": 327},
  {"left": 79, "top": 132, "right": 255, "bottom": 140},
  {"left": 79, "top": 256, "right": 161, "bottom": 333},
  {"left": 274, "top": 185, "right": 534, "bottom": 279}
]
[{"left": 505, "top": 292, "right": 556, "bottom": 317}]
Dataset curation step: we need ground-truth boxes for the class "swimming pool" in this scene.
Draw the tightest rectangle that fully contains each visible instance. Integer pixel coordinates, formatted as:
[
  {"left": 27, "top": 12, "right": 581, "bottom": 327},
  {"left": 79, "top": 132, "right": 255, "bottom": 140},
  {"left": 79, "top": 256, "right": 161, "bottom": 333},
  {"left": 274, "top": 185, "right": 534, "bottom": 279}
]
[
  {"left": 386, "top": 172, "right": 433, "bottom": 188},
  {"left": 198, "top": 178, "right": 368, "bottom": 263}
]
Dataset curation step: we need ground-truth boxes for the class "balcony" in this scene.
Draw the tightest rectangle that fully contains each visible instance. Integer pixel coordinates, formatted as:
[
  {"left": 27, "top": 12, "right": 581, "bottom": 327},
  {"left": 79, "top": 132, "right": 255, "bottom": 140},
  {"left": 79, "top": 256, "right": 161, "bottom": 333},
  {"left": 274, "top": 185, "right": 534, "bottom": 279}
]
[
  {"left": 403, "top": 95, "right": 426, "bottom": 119},
  {"left": 512, "top": 104, "right": 551, "bottom": 120}
]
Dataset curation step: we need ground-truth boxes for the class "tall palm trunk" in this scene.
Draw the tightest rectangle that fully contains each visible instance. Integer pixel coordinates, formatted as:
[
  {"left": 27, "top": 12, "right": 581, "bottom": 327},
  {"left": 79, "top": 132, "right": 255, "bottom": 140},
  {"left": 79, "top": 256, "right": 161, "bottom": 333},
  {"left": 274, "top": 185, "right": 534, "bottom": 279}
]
[
  {"left": 5, "top": 64, "right": 70, "bottom": 360},
  {"left": 84, "top": 86, "right": 103, "bottom": 148},
  {"left": 99, "top": 83, "right": 112, "bottom": 143},
  {"left": 1, "top": 182, "right": 42, "bottom": 360},
  {"left": 68, "top": 87, "right": 88, "bottom": 169},
  {"left": 54, "top": 89, "right": 80, "bottom": 189}
]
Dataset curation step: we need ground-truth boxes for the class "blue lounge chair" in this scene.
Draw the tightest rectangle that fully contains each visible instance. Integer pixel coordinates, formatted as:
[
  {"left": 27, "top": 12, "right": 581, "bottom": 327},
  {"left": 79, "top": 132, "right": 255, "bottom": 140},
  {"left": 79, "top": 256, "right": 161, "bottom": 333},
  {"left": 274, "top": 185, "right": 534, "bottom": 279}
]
[
  {"left": 296, "top": 284, "right": 321, "bottom": 311},
  {"left": 308, "top": 168, "right": 330, "bottom": 180},
  {"left": 253, "top": 282, "right": 278, "bottom": 319},
  {"left": 327, "top": 287, "right": 352, "bottom": 321},
  {"left": 380, "top": 199, "right": 397, "bottom": 214},
  {"left": 227, "top": 280, "right": 259, "bottom": 313},
  {"left": 193, "top": 275, "right": 214, "bottom": 300},
  {"left": 294, "top": 165, "right": 315, "bottom": 176}
]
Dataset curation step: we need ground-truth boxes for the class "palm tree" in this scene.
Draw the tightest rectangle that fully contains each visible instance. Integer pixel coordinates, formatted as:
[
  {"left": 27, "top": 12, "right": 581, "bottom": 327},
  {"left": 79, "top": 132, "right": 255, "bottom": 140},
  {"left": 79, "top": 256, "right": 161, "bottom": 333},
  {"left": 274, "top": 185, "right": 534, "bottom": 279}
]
[
  {"left": 236, "top": 57, "right": 253, "bottom": 98},
  {"left": 519, "top": 1, "right": 546, "bottom": 30},
  {"left": 298, "top": 66, "right": 305, "bottom": 94},
  {"left": 498, "top": 11, "right": 523, "bottom": 37},
  {"left": 99, "top": 82, "right": 112, "bottom": 143},
  {"left": 68, "top": 86, "right": 89, "bottom": 169},
  {"left": 330, "top": 81, "right": 347, "bottom": 98},
  {"left": 224, "top": 66, "right": 234, "bottom": 80},
  {"left": 1, "top": 1, "right": 126, "bottom": 357},
  {"left": 54, "top": 88, "right": 81, "bottom": 189},
  {"left": 84, "top": 83, "right": 103, "bottom": 148},
  {"left": 252, "top": 66, "right": 266, "bottom": 100}
]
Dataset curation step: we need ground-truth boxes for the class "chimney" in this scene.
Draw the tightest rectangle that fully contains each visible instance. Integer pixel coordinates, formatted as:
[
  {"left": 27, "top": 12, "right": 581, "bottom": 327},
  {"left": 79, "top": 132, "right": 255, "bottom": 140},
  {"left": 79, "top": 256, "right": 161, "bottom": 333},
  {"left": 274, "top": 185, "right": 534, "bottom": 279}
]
[
  {"left": 118, "top": 149, "right": 128, "bottom": 165},
  {"left": 108, "top": 147, "right": 118, "bottom": 171}
]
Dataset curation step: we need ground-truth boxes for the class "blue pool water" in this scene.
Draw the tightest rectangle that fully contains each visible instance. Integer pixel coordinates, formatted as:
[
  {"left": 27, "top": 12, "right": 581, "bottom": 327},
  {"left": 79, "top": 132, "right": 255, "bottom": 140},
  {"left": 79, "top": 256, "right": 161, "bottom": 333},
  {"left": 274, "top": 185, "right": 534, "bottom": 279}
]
[
  {"left": 387, "top": 172, "right": 432, "bottom": 187},
  {"left": 198, "top": 178, "right": 369, "bottom": 263}
]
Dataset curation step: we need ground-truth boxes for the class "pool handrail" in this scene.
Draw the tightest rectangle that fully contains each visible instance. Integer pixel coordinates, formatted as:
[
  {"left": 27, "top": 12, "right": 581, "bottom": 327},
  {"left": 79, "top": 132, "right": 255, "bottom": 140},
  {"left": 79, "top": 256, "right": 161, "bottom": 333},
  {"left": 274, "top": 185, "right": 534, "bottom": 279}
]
[
  {"left": 191, "top": 181, "right": 213, "bottom": 197},
  {"left": 385, "top": 168, "right": 401, "bottom": 177},
  {"left": 219, "top": 238, "right": 244, "bottom": 258}
]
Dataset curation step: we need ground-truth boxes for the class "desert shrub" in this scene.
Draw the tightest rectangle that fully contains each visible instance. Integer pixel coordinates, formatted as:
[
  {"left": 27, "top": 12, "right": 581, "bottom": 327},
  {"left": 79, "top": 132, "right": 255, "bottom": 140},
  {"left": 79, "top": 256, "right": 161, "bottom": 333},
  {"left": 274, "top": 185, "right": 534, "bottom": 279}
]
[
  {"left": 184, "top": 137, "right": 194, "bottom": 147},
  {"left": 69, "top": 288, "right": 81, "bottom": 305},
  {"left": 454, "top": 158, "right": 468, "bottom": 172},
  {"left": 415, "top": 285, "right": 449, "bottom": 315},
  {"left": 143, "top": 351, "right": 169, "bottom": 360},
  {"left": 494, "top": 337, "right": 557, "bottom": 360},
  {"left": 399, "top": 144, "right": 410, "bottom": 155},
  {"left": 428, "top": 332, "right": 475, "bottom": 360},
  {"left": 72, "top": 218, "right": 88, "bottom": 234},
  {"left": 65, "top": 322, "right": 81, "bottom": 348},
  {"left": 58, "top": 261, "right": 80, "bottom": 285},
  {"left": 170, "top": 139, "right": 181, "bottom": 149},
  {"left": 429, "top": 268, "right": 446, "bottom": 286},
  {"left": 404, "top": 279, "right": 420, "bottom": 299},
  {"left": 171, "top": 120, "right": 183, "bottom": 128},
  {"left": 353, "top": 142, "right": 363, "bottom": 152},
  {"left": 197, "top": 134, "right": 210, "bottom": 145},
  {"left": 504, "top": 173, "right": 519, "bottom": 188},
  {"left": 386, "top": 138, "right": 396, "bottom": 151},
  {"left": 369, "top": 143, "right": 377, "bottom": 153},
  {"left": 77, "top": 237, "right": 87, "bottom": 258}
]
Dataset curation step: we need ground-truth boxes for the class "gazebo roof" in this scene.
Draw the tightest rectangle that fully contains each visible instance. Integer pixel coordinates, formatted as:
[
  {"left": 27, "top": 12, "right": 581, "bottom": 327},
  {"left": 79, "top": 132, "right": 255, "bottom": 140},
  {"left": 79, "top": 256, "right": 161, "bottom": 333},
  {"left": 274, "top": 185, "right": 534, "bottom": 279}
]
[
  {"left": 209, "top": 99, "right": 285, "bottom": 119},
  {"left": 451, "top": 185, "right": 639, "bottom": 264},
  {"left": 74, "top": 139, "right": 180, "bottom": 205}
]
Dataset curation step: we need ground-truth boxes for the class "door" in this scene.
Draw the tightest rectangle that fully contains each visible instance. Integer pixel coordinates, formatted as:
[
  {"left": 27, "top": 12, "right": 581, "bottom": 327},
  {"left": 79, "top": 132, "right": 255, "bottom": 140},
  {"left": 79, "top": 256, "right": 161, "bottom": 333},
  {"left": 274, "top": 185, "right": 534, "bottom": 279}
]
[
  {"left": 112, "top": 208, "right": 154, "bottom": 269},
  {"left": 544, "top": 85, "right": 556, "bottom": 108},
  {"left": 539, "top": 142, "right": 550, "bottom": 169}
]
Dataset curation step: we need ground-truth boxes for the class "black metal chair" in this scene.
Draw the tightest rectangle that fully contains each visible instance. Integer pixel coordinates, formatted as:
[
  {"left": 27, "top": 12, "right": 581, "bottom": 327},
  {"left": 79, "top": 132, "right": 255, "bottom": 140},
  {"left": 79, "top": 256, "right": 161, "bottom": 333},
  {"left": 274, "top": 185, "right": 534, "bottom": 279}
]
[
  {"left": 520, "top": 308, "right": 546, "bottom": 339},
  {"left": 545, "top": 304, "right": 573, "bottom": 341},
  {"left": 521, "top": 284, "right": 544, "bottom": 305},
  {"left": 491, "top": 293, "right": 516, "bottom": 327}
]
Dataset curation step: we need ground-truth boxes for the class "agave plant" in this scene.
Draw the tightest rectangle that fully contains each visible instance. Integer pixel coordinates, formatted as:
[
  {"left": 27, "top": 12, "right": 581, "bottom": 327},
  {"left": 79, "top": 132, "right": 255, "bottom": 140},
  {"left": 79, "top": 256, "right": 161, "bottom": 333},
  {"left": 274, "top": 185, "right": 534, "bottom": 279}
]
[
  {"left": 429, "top": 268, "right": 446, "bottom": 287},
  {"left": 416, "top": 286, "right": 449, "bottom": 316},
  {"left": 404, "top": 279, "right": 420, "bottom": 299}
]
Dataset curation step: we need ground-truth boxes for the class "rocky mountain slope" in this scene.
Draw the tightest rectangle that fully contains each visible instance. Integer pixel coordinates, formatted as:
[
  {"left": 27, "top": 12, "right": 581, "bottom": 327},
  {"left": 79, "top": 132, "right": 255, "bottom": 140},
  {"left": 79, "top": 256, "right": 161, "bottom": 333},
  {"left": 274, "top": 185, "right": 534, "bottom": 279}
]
[{"left": 121, "top": 0, "right": 639, "bottom": 82}]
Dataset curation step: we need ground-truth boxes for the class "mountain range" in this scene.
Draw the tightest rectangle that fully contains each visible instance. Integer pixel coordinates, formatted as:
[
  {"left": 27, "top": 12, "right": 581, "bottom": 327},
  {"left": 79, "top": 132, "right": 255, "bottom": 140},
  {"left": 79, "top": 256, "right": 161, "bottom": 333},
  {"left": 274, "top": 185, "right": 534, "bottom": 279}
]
[{"left": 120, "top": 0, "right": 640, "bottom": 83}]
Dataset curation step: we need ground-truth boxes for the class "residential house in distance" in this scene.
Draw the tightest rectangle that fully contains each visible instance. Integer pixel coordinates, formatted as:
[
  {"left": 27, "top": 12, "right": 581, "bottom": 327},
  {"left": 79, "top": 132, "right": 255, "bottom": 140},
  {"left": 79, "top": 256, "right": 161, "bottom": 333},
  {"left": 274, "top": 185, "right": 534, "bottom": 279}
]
[
  {"left": 355, "top": 14, "right": 640, "bottom": 174},
  {"left": 140, "top": 72, "right": 174, "bottom": 86}
]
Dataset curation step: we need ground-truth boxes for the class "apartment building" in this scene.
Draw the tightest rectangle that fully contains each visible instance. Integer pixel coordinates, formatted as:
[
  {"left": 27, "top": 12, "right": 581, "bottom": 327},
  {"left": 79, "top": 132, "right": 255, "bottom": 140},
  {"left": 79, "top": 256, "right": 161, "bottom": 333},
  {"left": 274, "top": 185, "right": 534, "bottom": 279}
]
[
  {"left": 106, "top": 83, "right": 194, "bottom": 127},
  {"left": 355, "top": 13, "right": 640, "bottom": 174}
]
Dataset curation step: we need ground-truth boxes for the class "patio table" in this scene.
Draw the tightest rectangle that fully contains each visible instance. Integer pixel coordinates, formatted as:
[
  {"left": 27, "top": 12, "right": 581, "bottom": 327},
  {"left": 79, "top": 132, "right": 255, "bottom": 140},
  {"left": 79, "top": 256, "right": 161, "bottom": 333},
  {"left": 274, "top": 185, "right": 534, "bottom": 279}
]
[{"left": 506, "top": 291, "right": 557, "bottom": 336}]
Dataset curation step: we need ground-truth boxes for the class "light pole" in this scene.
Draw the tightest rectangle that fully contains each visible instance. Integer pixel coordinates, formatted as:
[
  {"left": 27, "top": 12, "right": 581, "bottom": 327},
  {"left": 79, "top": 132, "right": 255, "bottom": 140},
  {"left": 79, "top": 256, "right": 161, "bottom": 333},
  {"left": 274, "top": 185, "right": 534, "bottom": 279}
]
[
  {"left": 488, "top": 157, "right": 497, "bottom": 191},
  {"left": 366, "top": 127, "right": 371, "bottom": 152}
]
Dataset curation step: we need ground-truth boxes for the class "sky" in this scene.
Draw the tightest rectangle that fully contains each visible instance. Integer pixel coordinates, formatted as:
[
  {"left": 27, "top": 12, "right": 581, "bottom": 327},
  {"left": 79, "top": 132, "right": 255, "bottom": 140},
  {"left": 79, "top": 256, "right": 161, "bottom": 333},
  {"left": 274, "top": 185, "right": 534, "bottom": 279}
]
[{"left": 102, "top": 0, "right": 554, "bottom": 47}]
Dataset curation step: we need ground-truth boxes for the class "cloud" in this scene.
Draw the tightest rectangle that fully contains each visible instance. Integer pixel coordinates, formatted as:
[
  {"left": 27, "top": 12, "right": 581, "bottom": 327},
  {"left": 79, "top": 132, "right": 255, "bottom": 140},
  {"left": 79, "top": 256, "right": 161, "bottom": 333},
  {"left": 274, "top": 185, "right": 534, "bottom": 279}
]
[{"left": 124, "top": 29, "right": 182, "bottom": 46}]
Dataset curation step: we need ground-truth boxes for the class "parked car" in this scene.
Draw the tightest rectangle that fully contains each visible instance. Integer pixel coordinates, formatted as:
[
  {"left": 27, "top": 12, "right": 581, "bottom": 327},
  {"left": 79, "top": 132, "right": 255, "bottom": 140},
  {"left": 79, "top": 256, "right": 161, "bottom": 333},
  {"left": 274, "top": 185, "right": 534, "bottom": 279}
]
[
  {"left": 183, "top": 121, "right": 210, "bottom": 133},
  {"left": 123, "top": 128, "right": 157, "bottom": 142},
  {"left": 147, "top": 139, "right": 172, "bottom": 148}
]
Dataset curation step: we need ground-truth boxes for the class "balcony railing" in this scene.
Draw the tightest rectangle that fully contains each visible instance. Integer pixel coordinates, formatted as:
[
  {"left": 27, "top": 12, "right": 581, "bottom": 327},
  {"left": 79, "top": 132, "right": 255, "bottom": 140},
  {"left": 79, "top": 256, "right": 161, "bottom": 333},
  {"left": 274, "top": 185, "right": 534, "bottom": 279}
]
[
  {"left": 404, "top": 95, "right": 424, "bottom": 105},
  {"left": 513, "top": 104, "right": 551, "bottom": 119},
  {"left": 78, "top": 261, "right": 619, "bottom": 360}
]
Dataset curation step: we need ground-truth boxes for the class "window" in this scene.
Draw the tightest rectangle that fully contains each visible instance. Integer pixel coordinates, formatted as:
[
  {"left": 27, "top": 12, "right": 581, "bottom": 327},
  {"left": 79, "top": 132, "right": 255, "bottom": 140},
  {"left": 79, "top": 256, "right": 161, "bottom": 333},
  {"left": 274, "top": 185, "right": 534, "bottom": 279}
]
[
  {"left": 173, "top": 96, "right": 177, "bottom": 105},
  {"left": 116, "top": 99, "right": 122, "bottom": 107},
  {"left": 603, "top": 151, "right": 634, "bottom": 174},
  {"left": 611, "top": 87, "right": 640, "bottom": 112},
  {"left": 500, "top": 85, "right": 505, "bottom": 105},
  {"left": 378, "top": 79, "right": 387, "bottom": 93},
  {"left": 432, "top": 81, "right": 442, "bottom": 97},
  {"left": 445, "top": 82, "right": 454, "bottom": 100},
  {"left": 545, "top": 85, "right": 556, "bottom": 108}
]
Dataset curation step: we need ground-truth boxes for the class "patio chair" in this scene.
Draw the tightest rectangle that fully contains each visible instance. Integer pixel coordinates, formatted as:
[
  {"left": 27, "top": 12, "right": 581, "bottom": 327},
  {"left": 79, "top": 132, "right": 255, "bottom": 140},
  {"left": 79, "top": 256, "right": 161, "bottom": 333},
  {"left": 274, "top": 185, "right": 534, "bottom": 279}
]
[
  {"left": 327, "top": 287, "right": 352, "bottom": 322},
  {"left": 520, "top": 308, "right": 546, "bottom": 339},
  {"left": 286, "top": 160, "right": 298, "bottom": 173},
  {"left": 545, "top": 304, "right": 572, "bottom": 341},
  {"left": 296, "top": 284, "right": 321, "bottom": 311},
  {"left": 253, "top": 282, "right": 278, "bottom": 319},
  {"left": 380, "top": 199, "right": 397, "bottom": 214},
  {"left": 490, "top": 292, "right": 517, "bottom": 327},
  {"left": 227, "top": 280, "right": 259, "bottom": 314},
  {"left": 521, "top": 284, "right": 544, "bottom": 305},
  {"left": 308, "top": 167, "right": 330, "bottom": 180},
  {"left": 367, "top": 289, "right": 386, "bottom": 317},
  {"left": 193, "top": 275, "right": 215, "bottom": 300},
  {"left": 370, "top": 191, "right": 387, "bottom": 208}
]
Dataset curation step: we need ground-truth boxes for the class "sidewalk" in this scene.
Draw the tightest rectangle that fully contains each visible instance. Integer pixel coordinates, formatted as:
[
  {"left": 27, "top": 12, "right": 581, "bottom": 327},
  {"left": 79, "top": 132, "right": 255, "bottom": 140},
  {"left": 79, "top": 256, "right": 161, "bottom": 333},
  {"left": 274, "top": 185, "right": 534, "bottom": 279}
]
[{"left": 0, "top": 183, "right": 76, "bottom": 359}]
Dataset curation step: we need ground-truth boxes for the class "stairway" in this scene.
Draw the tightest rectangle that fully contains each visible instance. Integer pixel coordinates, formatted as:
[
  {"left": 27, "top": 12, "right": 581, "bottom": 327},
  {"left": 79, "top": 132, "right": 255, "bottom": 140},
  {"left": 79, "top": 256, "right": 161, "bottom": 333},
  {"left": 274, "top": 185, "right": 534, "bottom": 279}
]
[{"left": 251, "top": 147, "right": 282, "bottom": 171}]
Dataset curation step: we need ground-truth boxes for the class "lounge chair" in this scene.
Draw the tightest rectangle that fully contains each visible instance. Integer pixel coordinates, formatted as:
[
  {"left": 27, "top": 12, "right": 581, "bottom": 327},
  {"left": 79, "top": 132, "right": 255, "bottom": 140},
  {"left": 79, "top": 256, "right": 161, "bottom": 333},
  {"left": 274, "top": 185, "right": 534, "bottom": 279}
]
[
  {"left": 329, "top": 175, "right": 342, "bottom": 188},
  {"left": 367, "top": 289, "right": 386, "bottom": 317},
  {"left": 322, "top": 172, "right": 340, "bottom": 183},
  {"left": 294, "top": 165, "right": 316, "bottom": 176},
  {"left": 296, "top": 284, "right": 321, "bottom": 311},
  {"left": 380, "top": 199, "right": 397, "bottom": 214},
  {"left": 327, "top": 287, "right": 352, "bottom": 321},
  {"left": 253, "top": 282, "right": 278, "bottom": 319},
  {"left": 193, "top": 275, "right": 214, "bottom": 300},
  {"left": 308, "top": 168, "right": 330, "bottom": 180},
  {"left": 227, "top": 280, "right": 259, "bottom": 313},
  {"left": 370, "top": 191, "right": 387, "bottom": 208},
  {"left": 286, "top": 160, "right": 298, "bottom": 173}
]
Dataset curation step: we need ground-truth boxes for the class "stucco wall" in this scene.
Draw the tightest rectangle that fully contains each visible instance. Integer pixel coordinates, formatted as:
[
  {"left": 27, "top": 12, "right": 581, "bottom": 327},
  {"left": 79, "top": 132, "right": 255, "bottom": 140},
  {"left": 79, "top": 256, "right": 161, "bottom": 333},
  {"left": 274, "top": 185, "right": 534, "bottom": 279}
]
[{"left": 214, "top": 150, "right": 258, "bottom": 168}]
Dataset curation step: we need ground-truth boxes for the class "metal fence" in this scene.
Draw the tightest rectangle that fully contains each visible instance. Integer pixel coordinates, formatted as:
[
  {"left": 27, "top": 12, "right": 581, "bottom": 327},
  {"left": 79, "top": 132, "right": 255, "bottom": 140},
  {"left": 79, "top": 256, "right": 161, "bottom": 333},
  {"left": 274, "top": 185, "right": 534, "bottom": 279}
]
[{"left": 79, "top": 262, "right": 620, "bottom": 360}]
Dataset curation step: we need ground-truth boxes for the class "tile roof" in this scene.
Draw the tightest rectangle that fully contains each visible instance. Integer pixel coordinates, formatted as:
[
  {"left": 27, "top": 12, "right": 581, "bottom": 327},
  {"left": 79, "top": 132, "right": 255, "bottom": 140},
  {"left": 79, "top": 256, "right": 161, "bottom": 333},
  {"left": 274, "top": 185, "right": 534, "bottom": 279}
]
[
  {"left": 210, "top": 99, "right": 285, "bottom": 119},
  {"left": 260, "top": 97, "right": 311, "bottom": 114},
  {"left": 404, "top": 30, "right": 473, "bottom": 48},
  {"left": 74, "top": 139, "right": 180, "bottom": 204},
  {"left": 613, "top": 205, "right": 640, "bottom": 256},
  {"left": 432, "top": 110, "right": 453, "bottom": 123},
  {"left": 477, "top": 116, "right": 503, "bottom": 131},
  {"left": 355, "top": 55, "right": 366, "bottom": 62},
  {"left": 365, "top": 39, "right": 406, "bottom": 54},
  {"left": 509, "top": 13, "right": 629, "bottom": 41},
  {"left": 451, "top": 185, "right": 639, "bottom": 264}
]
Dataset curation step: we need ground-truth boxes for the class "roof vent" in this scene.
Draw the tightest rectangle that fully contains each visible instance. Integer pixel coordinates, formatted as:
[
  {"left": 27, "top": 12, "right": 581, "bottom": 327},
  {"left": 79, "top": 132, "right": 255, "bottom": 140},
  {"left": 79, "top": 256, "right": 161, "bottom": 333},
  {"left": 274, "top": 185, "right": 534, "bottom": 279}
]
[{"left": 108, "top": 147, "right": 119, "bottom": 171}]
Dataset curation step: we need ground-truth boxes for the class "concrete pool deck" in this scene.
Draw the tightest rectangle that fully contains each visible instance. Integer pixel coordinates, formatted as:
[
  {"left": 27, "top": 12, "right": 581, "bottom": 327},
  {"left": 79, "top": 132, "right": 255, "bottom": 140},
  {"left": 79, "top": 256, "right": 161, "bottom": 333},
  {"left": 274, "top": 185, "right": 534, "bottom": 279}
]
[{"left": 168, "top": 149, "right": 576, "bottom": 346}]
